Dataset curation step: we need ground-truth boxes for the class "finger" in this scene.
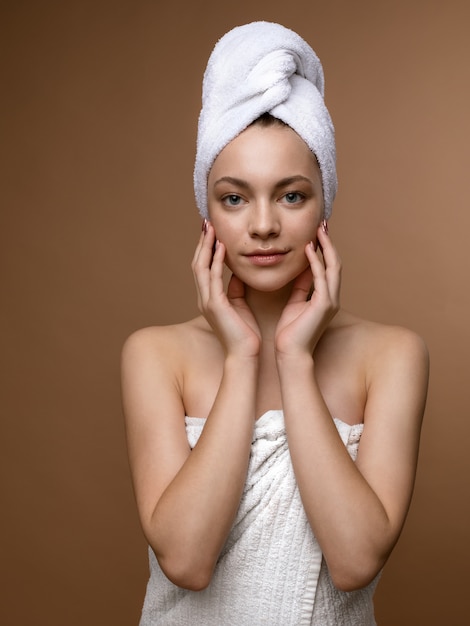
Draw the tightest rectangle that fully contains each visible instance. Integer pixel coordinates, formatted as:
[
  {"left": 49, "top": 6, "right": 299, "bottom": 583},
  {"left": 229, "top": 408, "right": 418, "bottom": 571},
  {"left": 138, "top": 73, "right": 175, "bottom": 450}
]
[
  {"left": 305, "top": 240, "right": 340, "bottom": 313},
  {"left": 226, "top": 273, "right": 245, "bottom": 301},
  {"left": 226, "top": 274, "right": 250, "bottom": 320},
  {"left": 196, "top": 222, "right": 217, "bottom": 269},
  {"left": 288, "top": 265, "right": 314, "bottom": 303},
  {"left": 316, "top": 224, "right": 341, "bottom": 269},
  {"left": 192, "top": 223, "right": 217, "bottom": 303},
  {"left": 191, "top": 230, "right": 207, "bottom": 309},
  {"left": 305, "top": 240, "right": 329, "bottom": 292},
  {"left": 191, "top": 222, "right": 213, "bottom": 272},
  {"left": 315, "top": 226, "right": 342, "bottom": 304},
  {"left": 208, "top": 239, "right": 227, "bottom": 300},
  {"left": 191, "top": 229, "right": 206, "bottom": 268}
]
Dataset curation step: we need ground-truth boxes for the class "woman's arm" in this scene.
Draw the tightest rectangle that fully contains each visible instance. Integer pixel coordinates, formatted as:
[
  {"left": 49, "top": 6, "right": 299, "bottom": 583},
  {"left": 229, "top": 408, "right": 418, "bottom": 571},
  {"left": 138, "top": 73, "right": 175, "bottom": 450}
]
[
  {"left": 122, "top": 224, "right": 261, "bottom": 591},
  {"left": 277, "top": 329, "right": 428, "bottom": 591},
  {"left": 275, "top": 226, "right": 429, "bottom": 591},
  {"left": 122, "top": 331, "right": 257, "bottom": 590}
]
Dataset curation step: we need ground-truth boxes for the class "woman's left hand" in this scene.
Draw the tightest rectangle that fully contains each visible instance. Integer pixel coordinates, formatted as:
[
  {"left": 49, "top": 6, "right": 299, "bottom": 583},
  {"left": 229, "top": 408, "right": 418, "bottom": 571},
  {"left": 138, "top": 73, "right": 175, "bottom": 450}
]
[{"left": 274, "top": 223, "right": 341, "bottom": 358}]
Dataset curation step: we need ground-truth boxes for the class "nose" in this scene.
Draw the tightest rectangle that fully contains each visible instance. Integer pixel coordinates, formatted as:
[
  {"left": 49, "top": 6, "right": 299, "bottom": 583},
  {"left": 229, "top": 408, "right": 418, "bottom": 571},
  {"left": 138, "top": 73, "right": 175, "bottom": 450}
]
[{"left": 248, "top": 201, "right": 280, "bottom": 239}]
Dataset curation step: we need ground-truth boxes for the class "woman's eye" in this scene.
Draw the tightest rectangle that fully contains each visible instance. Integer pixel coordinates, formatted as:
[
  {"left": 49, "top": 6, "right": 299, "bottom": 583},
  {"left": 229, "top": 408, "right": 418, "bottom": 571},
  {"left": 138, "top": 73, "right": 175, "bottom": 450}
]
[
  {"left": 283, "top": 192, "right": 303, "bottom": 204},
  {"left": 223, "top": 194, "right": 243, "bottom": 206}
]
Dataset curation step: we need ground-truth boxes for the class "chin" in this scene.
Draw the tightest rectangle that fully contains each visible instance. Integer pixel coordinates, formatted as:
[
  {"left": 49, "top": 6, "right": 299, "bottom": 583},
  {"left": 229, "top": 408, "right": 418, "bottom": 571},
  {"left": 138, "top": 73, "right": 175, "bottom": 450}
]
[{"left": 237, "top": 273, "right": 297, "bottom": 293}]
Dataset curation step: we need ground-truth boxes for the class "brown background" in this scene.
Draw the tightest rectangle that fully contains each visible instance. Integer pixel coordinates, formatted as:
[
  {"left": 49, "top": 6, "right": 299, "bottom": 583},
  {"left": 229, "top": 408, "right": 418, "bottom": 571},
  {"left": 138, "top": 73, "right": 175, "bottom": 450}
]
[{"left": 1, "top": 1, "right": 469, "bottom": 624}]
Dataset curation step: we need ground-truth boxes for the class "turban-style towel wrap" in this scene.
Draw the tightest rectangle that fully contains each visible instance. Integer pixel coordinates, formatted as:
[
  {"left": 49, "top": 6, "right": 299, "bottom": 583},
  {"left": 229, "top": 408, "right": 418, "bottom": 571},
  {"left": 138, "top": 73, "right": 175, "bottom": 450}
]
[{"left": 194, "top": 21, "right": 337, "bottom": 220}]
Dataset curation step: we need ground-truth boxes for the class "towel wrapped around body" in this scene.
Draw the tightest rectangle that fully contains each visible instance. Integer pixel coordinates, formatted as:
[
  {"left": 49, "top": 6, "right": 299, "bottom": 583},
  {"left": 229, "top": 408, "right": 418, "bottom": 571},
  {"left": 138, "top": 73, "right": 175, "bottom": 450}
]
[{"left": 139, "top": 411, "right": 379, "bottom": 625}]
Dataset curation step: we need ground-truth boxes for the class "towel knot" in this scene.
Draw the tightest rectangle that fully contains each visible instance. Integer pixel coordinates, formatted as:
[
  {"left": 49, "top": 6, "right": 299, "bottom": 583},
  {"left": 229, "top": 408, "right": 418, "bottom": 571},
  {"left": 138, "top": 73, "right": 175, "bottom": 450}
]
[{"left": 246, "top": 49, "right": 298, "bottom": 100}]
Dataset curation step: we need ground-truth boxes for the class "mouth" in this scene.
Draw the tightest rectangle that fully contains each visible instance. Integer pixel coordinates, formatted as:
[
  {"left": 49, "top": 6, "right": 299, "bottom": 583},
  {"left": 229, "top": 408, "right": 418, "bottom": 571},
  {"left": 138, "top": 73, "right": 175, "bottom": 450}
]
[{"left": 244, "top": 249, "right": 289, "bottom": 266}]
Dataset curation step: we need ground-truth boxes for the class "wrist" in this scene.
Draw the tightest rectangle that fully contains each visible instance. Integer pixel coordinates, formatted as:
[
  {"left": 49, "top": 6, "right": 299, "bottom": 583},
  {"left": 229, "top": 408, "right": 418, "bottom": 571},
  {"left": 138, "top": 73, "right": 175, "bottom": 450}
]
[
  {"left": 275, "top": 350, "right": 315, "bottom": 374},
  {"left": 224, "top": 352, "right": 260, "bottom": 371},
  {"left": 275, "top": 348, "right": 314, "bottom": 364},
  {"left": 221, "top": 331, "right": 261, "bottom": 361}
]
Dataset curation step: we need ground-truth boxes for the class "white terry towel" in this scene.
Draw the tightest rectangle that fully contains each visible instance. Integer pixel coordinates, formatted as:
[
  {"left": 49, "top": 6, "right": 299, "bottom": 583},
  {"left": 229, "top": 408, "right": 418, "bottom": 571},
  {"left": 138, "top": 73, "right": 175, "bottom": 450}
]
[
  {"left": 139, "top": 412, "right": 376, "bottom": 625},
  {"left": 140, "top": 411, "right": 323, "bottom": 625},
  {"left": 194, "top": 21, "right": 337, "bottom": 220}
]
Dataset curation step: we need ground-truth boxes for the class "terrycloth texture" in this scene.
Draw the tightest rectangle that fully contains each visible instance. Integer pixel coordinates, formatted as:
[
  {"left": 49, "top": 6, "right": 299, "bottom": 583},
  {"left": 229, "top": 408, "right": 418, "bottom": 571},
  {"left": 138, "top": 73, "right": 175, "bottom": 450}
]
[
  {"left": 312, "top": 560, "right": 380, "bottom": 626},
  {"left": 194, "top": 21, "right": 337, "bottom": 220},
  {"left": 139, "top": 411, "right": 378, "bottom": 626}
]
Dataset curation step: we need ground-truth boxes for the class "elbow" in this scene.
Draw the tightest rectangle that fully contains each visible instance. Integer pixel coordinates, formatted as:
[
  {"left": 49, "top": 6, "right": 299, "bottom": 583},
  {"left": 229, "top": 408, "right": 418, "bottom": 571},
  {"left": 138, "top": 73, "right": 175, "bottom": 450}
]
[
  {"left": 145, "top": 521, "right": 216, "bottom": 591},
  {"left": 157, "top": 554, "right": 214, "bottom": 591},
  {"left": 330, "top": 572, "right": 378, "bottom": 593},
  {"left": 327, "top": 557, "right": 384, "bottom": 593},
  {"left": 324, "top": 533, "right": 392, "bottom": 592}
]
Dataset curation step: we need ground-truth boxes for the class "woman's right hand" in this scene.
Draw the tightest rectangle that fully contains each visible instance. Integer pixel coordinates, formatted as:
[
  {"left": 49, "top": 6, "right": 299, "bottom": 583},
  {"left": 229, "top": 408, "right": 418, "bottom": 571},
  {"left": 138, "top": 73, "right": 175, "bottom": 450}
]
[{"left": 192, "top": 221, "right": 261, "bottom": 358}]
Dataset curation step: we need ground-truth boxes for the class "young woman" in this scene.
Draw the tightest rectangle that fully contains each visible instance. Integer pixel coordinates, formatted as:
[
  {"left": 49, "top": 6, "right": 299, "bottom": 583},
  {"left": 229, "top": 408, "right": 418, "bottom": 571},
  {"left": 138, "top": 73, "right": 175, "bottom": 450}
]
[{"left": 121, "top": 22, "right": 429, "bottom": 625}]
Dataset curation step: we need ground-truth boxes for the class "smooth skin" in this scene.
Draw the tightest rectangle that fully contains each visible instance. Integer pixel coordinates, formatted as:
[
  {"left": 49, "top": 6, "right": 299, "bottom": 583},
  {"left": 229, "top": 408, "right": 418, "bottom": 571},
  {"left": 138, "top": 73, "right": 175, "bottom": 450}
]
[{"left": 121, "top": 123, "right": 429, "bottom": 593}]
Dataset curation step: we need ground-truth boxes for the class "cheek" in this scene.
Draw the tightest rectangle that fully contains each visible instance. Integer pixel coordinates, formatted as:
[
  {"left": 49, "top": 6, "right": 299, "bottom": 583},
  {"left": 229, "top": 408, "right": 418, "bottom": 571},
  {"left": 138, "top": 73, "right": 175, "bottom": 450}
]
[
  {"left": 210, "top": 224, "right": 235, "bottom": 265},
  {"left": 292, "top": 221, "right": 318, "bottom": 245},
  {"left": 306, "top": 212, "right": 322, "bottom": 239},
  {"left": 210, "top": 218, "right": 238, "bottom": 249}
]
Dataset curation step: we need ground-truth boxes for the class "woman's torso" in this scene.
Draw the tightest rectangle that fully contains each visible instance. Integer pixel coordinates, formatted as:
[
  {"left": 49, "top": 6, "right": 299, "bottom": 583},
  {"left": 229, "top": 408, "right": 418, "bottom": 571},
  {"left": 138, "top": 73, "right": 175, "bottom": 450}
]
[{"left": 175, "top": 308, "right": 376, "bottom": 426}]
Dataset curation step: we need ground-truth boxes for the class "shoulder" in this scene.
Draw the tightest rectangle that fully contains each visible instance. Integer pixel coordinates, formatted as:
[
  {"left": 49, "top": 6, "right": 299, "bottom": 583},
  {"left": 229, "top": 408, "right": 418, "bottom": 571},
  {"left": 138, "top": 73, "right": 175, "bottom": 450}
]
[
  {"left": 122, "top": 316, "right": 212, "bottom": 366},
  {"left": 121, "top": 317, "right": 215, "bottom": 422},
  {"left": 329, "top": 310, "right": 429, "bottom": 403},
  {"left": 363, "top": 318, "right": 428, "bottom": 383},
  {"left": 334, "top": 311, "right": 429, "bottom": 418},
  {"left": 332, "top": 309, "right": 429, "bottom": 366},
  {"left": 318, "top": 311, "right": 428, "bottom": 424},
  {"left": 121, "top": 317, "right": 214, "bottom": 390}
]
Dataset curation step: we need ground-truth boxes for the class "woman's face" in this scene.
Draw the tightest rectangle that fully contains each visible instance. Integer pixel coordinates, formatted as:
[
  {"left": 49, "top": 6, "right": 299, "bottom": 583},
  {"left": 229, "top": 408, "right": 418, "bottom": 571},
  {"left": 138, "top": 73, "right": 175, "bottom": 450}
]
[{"left": 207, "top": 123, "right": 324, "bottom": 292}]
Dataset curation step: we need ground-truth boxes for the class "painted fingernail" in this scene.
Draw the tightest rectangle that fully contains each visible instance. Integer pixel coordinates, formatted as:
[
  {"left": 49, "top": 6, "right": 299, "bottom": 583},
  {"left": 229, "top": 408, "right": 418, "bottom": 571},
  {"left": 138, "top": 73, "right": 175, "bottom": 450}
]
[
  {"left": 321, "top": 219, "right": 329, "bottom": 235},
  {"left": 202, "top": 218, "right": 208, "bottom": 234}
]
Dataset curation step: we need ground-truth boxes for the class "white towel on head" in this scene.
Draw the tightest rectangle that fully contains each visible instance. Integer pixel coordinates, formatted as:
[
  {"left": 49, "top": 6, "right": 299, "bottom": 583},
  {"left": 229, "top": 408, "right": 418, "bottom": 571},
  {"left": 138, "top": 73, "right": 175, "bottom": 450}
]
[{"left": 194, "top": 21, "right": 337, "bottom": 220}]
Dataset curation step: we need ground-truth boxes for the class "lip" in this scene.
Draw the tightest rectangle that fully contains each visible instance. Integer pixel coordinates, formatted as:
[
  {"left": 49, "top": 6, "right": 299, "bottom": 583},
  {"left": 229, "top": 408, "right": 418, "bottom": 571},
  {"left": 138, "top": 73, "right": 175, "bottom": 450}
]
[{"left": 244, "top": 249, "right": 288, "bottom": 266}]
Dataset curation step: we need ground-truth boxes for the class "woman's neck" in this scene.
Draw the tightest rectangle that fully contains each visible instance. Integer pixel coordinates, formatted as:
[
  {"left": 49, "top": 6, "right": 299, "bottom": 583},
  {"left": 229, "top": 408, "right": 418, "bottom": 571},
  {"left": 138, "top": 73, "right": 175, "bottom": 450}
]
[{"left": 244, "top": 282, "right": 294, "bottom": 340}]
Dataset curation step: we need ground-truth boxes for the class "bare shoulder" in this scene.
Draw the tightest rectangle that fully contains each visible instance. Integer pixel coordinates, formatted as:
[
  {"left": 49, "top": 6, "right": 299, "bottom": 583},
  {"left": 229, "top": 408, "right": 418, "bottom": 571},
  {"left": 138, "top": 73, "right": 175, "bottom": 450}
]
[
  {"left": 331, "top": 310, "right": 429, "bottom": 431},
  {"left": 332, "top": 309, "right": 429, "bottom": 372},
  {"left": 121, "top": 317, "right": 211, "bottom": 411},
  {"left": 121, "top": 316, "right": 212, "bottom": 372},
  {"left": 122, "top": 316, "right": 224, "bottom": 425},
  {"left": 316, "top": 311, "right": 428, "bottom": 425}
]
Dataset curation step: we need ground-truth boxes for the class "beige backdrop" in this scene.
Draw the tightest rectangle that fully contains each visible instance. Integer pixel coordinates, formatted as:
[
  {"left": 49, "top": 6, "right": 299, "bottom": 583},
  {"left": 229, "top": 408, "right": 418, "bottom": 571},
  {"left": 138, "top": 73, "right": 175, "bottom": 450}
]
[{"left": 2, "top": 1, "right": 469, "bottom": 624}]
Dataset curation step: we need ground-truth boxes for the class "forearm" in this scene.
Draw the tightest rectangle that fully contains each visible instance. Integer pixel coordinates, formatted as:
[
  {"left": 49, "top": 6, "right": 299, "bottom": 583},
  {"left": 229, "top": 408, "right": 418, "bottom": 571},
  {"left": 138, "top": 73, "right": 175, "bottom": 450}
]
[
  {"left": 277, "top": 353, "right": 393, "bottom": 590},
  {"left": 149, "top": 355, "right": 258, "bottom": 589}
]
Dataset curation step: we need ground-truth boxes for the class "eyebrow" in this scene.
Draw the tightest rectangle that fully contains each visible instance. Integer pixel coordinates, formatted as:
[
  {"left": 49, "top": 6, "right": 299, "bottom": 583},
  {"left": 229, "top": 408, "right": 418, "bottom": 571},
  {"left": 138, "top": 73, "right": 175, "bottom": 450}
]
[{"left": 213, "top": 175, "right": 314, "bottom": 189}]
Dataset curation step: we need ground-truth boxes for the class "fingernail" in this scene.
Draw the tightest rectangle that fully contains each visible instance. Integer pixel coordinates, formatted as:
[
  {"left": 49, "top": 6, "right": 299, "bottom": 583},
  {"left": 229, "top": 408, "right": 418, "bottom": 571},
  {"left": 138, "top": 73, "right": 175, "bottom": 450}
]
[
  {"left": 202, "top": 218, "right": 208, "bottom": 234},
  {"left": 321, "top": 219, "right": 329, "bottom": 235}
]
